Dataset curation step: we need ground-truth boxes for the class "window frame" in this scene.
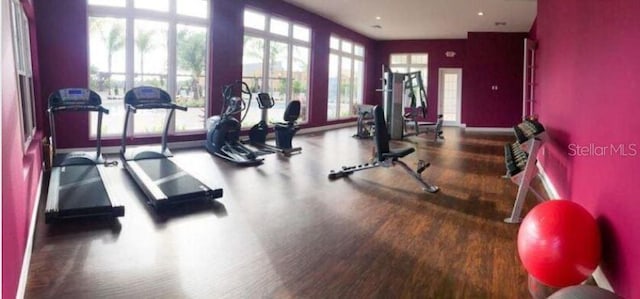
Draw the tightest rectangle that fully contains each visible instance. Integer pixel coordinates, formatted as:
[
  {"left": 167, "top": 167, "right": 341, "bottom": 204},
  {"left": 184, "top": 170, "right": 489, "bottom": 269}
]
[
  {"left": 242, "top": 7, "right": 311, "bottom": 127},
  {"left": 88, "top": 0, "right": 211, "bottom": 138},
  {"left": 389, "top": 53, "right": 429, "bottom": 90},
  {"left": 327, "top": 35, "right": 364, "bottom": 120},
  {"left": 10, "top": 0, "right": 37, "bottom": 152}
]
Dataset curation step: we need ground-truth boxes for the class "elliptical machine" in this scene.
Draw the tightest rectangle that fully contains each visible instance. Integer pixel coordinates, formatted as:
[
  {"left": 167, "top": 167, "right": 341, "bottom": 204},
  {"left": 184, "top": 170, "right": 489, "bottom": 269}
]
[
  {"left": 246, "top": 93, "right": 302, "bottom": 156},
  {"left": 205, "top": 81, "right": 263, "bottom": 166}
]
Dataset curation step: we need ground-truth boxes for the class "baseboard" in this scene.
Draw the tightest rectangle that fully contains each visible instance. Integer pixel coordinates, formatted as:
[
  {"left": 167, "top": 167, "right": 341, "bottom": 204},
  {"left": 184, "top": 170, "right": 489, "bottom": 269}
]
[
  {"left": 16, "top": 170, "right": 44, "bottom": 299},
  {"left": 535, "top": 162, "right": 615, "bottom": 293},
  {"left": 535, "top": 162, "right": 560, "bottom": 199},
  {"left": 297, "top": 121, "right": 356, "bottom": 135},
  {"left": 464, "top": 127, "right": 512, "bottom": 133},
  {"left": 55, "top": 123, "right": 356, "bottom": 154},
  {"left": 56, "top": 140, "right": 205, "bottom": 155},
  {"left": 592, "top": 267, "right": 615, "bottom": 292}
]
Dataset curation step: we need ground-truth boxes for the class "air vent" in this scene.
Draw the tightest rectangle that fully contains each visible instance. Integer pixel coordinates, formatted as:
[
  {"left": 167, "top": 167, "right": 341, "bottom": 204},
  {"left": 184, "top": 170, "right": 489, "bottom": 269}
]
[{"left": 371, "top": 24, "right": 382, "bottom": 29}]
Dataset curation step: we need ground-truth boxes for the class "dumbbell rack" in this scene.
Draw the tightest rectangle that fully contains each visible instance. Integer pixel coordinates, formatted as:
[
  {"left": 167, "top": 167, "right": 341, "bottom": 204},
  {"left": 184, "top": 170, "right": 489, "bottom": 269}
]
[{"left": 504, "top": 119, "right": 548, "bottom": 224}]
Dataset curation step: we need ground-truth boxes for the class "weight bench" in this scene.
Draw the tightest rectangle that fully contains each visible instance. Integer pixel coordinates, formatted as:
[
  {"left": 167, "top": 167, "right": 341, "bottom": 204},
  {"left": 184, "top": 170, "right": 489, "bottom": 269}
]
[{"left": 329, "top": 105, "right": 439, "bottom": 193}]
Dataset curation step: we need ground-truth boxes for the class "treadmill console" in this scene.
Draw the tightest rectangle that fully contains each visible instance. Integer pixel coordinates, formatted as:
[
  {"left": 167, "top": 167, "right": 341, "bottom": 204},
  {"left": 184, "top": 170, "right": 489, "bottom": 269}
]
[
  {"left": 126, "top": 86, "right": 172, "bottom": 107},
  {"left": 49, "top": 88, "right": 102, "bottom": 109}
]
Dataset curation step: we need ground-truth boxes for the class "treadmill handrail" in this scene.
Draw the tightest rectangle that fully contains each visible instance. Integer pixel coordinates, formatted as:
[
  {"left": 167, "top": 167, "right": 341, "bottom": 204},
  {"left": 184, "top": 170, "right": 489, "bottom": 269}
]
[
  {"left": 126, "top": 103, "right": 187, "bottom": 111},
  {"left": 121, "top": 101, "right": 186, "bottom": 157},
  {"left": 49, "top": 106, "right": 109, "bottom": 114},
  {"left": 48, "top": 90, "right": 108, "bottom": 162}
]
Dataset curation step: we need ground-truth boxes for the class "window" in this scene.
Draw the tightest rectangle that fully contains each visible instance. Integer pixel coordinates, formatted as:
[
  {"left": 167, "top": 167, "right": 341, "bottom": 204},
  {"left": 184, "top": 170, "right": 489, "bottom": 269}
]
[
  {"left": 389, "top": 53, "right": 428, "bottom": 89},
  {"left": 88, "top": 0, "right": 210, "bottom": 137},
  {"left": 327, "top": 35, "right": 364, "bottom": 120},
  {"left": 10, "top": 0, "right": 36, "bottom": 150},
  {"left": 242, "top": 9, "right": 310, "bottom": 127}
]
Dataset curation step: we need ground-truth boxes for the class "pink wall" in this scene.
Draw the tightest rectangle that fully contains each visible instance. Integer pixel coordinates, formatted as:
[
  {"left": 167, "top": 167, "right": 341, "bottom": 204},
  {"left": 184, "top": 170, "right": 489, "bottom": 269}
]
[
  {"left": 535, "top": 1, "right": 640, "bottom": 298},
  {"left": 375, "top": 39, "right": 467, "bottom": 121},
  {"left": 2, "top": 1, "right": 43, "bottom": 298},
  {"left": 35, "top": 0, "right": 377, "bottom": 149},
  {"left": 375, "top": 33, "right": 525, "bottom": 126},
  {"left": 462, "top": 32, "right": 527, "bottom": 127}
]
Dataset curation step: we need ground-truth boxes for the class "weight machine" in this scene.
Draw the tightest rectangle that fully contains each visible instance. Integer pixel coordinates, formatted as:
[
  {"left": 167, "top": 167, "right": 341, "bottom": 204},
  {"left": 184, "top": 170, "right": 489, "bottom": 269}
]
[
  {"left": 353, "top": 104, "right": 375, "bottom": 139},
  {"left": 381, "top": 65, "right": 444, "bottom": 141}
]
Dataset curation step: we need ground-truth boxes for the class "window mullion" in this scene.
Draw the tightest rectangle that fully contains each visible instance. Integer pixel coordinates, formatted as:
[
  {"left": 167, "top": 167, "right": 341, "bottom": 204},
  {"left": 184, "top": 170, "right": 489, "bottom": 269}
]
[
  {"left": 336, "top": 52, "right": 342, "bottom": 118},
  {"left": 125, "top": 10, "right": 135, "bottom": 136},
  {"left": 287, "top": 43, "right": 293, "bottom": 105},
  {"left": 263, "top": 39, "right": 270, "bottom": 95},
  {"left": 264, "top": 16, "right": 271, "bottom": 99},
  {"left": 287, "top": 23, "right": 294, "bottom": 105},
  {"left": 350, "top": 57, "right": 355, "bottom": 109},
  {"left": 167, "top": 0, "right": 177, "bottom": 134}
]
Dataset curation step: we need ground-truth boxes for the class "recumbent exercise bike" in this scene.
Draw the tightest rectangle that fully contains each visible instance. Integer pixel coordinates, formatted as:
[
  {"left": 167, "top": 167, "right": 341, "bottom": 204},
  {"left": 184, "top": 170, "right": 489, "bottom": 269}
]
[{"left": 245, "top": 92, "right": 302, "bottom": 156}]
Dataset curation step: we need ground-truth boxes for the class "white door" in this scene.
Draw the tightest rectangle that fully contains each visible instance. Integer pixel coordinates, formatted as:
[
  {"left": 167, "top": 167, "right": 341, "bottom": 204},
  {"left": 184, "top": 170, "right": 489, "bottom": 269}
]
[{"left": 438, "top": 68, "right": 462, "bottom": 126}]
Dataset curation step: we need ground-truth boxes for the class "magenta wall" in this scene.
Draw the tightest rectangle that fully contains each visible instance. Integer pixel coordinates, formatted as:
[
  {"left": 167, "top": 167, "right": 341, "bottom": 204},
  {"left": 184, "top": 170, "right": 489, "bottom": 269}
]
[
  {"left": 375, "top": 39, "right": 467, "bottom": 121},
  {"left": 34, "top": 0, "right": 89, "bottom": 145},
  {"left": 2, "top": 1, "right": 43, "bottom": 298},
  {"left": 375, "top": 33, "right": 525, "bottom": 126},
  {"left": 34, "top": 0, "right": 376, "bottom": 149},
  {"left": 462, "top": 32, "right": 527, "bottom": 127},
  {"left": 535, "top": 1, "right": 640, "bottom": 298}
]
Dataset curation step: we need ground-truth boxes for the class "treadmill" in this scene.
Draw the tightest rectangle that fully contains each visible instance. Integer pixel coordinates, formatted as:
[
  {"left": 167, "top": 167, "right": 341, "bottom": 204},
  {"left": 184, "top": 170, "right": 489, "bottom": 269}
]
[
  {"left": 45, "top": 88, "right": 124, "bottom": 223},
  {"left": 120, "top": 86, "right": 223, "bottom": 209}
]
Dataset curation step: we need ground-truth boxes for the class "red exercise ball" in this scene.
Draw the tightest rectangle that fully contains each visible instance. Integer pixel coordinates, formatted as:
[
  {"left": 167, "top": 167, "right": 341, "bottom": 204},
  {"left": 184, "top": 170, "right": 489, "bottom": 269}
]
[{"left": 517, "top": 200, "right": 601, "bottom": 288}]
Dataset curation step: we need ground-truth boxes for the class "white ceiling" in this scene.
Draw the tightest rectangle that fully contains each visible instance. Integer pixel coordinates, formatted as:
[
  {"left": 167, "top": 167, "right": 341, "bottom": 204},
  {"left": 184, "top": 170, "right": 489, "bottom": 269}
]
[{"left": 281, "top": 0, "right": 537, "bottom": 40}]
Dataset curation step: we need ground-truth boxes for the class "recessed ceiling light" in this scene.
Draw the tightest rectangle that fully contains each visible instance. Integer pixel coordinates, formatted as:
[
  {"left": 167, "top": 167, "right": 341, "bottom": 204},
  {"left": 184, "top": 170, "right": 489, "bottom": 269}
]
[
  {"left": 376, "top": 16, "right": 381, "bottom": 20},
  {"left": 478, "top": 11, "right": 484, "bottom": 16}
]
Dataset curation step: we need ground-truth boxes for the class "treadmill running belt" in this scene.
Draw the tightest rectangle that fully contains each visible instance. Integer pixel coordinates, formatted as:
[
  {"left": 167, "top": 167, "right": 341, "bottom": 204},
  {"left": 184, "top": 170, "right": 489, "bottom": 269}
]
[
  {"left": 58, "top": 165, "right": 111, "bottom": 210},
  {"left": 135, "top": 159, "right": 211, "bottom": 198}
]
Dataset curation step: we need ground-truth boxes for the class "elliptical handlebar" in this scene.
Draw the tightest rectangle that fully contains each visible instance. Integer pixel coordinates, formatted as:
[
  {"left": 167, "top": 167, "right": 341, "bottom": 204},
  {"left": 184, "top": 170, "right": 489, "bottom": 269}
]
[
  {"left": 221, "top": 81, "right": 253, "bottom": 123},
  {"left": 223, "top": 97, "right": 246, "bottom": 115}
]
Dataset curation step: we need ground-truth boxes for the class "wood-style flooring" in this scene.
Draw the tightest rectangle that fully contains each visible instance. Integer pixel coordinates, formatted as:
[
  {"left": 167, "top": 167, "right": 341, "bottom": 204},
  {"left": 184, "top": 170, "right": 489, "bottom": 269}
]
[{"left": 25, "top": 127, "right": 538, "bottom": 298}]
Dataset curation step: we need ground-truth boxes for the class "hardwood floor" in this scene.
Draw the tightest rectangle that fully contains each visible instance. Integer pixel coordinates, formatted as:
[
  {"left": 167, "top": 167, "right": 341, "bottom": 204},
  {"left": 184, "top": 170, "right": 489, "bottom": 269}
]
[{"left": 25, "top": 127, "right": 538, "bottom": 298}]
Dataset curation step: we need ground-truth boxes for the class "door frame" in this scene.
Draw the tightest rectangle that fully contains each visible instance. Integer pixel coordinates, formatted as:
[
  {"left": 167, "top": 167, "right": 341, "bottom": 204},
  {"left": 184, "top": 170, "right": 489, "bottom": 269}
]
[{"left": 438, "top": 68, "right": 463, "bottom": 126}]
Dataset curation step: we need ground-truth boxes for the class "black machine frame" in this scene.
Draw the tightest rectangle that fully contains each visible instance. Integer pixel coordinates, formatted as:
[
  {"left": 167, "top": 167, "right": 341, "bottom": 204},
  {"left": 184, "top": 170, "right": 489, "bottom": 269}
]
[
  {"left": 45, "top": 88, "right": 124, "bottom": 223},
  {"left": 205, "top": 81, "right": 265, "bottom": 166},
  {"left": 381, "top": 66, "right": 444, "bottom": 141},
  {"left": 329, "top": 105, "right": 439, "bottom": 193},
  {"left": 121, "top": 86, "right": 223, "bottom": 210},
  {"left": 245, "top": 92, "right": 302, "bottom": 156}
]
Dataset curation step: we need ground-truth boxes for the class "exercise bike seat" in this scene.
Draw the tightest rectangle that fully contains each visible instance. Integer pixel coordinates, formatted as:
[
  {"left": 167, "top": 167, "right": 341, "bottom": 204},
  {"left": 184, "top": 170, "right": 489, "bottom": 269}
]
[{"left": 275, "top": 100, "right": 301, "bottom": 128}]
